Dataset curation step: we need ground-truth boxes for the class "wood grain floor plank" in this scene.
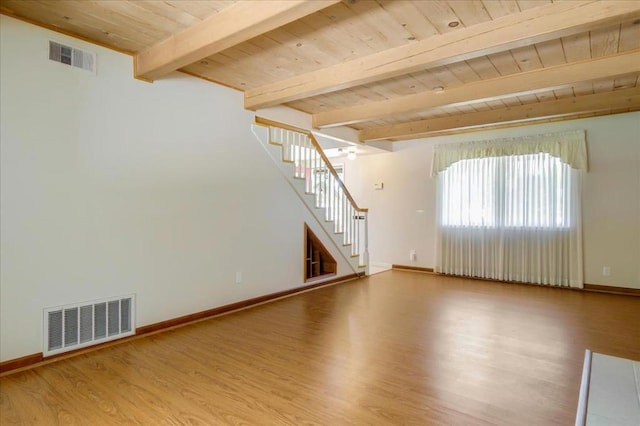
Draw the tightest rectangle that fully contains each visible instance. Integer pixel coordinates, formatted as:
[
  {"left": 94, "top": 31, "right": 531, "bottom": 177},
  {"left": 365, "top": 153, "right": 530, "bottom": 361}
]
[{"left": 1, "top": 271, "right": 639, "bottom": 425}]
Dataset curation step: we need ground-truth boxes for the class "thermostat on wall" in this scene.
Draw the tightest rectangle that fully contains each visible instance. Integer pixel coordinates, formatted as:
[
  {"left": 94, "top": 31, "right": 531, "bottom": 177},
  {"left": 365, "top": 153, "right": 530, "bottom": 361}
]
[{"left": 373, "top": 182, "right": 384, "bottom": 190}]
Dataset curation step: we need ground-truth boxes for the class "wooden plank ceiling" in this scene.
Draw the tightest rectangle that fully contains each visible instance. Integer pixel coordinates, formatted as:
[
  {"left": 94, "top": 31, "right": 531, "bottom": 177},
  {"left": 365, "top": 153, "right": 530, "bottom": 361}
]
[{"left": 1, "top": 0, "right": 639, "bottom": 142}]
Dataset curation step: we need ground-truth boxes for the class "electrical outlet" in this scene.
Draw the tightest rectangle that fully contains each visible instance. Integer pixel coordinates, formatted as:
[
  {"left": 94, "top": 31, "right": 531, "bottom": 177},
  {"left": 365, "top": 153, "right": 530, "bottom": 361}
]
[
  {"left": 602, "top": 266, "right": 610, "bottom": 276},
  {"left": 235, "top": 271, "right": 242, "bottom": 284},
  {"left": 410, "top": 249, "right": 416, "bottom": 261}
]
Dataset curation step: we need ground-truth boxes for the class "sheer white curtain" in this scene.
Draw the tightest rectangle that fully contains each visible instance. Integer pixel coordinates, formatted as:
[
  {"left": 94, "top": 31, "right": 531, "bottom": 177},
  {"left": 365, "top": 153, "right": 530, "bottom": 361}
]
[{"left": 433, "top": 131, "right": 587, "bottom": 288}]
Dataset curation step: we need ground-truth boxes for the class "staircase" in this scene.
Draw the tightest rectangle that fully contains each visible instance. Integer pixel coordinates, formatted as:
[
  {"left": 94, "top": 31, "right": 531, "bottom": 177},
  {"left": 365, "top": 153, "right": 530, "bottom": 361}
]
[{"left": 251, "top": 118, "right": 368, "bottom": 275}]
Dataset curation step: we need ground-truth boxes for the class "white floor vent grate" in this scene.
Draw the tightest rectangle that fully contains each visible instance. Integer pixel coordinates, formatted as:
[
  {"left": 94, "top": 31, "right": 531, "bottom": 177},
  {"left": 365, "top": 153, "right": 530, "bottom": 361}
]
[{"left": 43, "top": 295, "right": 135, "bottom": 357}]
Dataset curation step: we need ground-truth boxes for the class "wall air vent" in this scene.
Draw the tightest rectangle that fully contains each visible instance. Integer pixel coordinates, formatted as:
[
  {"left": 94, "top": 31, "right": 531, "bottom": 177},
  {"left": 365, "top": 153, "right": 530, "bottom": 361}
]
[
  {"left": 43, "top": 294, "right": 135, "bottom": 357},
  {"left": 49, "top": 41, "right": 96, "bottom": 73}
]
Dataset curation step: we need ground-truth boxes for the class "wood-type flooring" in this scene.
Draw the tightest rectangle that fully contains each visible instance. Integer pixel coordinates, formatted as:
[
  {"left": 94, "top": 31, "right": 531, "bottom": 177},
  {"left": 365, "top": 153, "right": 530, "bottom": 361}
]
[{"left": 1, "top": 271, "right": 639, "bottom": 425}]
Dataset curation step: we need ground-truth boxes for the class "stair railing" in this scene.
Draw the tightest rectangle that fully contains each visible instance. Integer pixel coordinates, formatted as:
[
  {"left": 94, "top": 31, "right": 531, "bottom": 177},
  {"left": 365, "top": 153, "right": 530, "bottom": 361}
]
[{"left": 256, "top": 117, "right": 369, "bottom": 269}]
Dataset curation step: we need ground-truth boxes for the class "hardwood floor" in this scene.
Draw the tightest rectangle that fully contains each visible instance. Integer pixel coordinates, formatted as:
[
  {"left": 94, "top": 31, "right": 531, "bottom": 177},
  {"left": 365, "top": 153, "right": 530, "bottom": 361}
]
[{"left": 1, "top": 271, "right": 639, "bottom": 425}]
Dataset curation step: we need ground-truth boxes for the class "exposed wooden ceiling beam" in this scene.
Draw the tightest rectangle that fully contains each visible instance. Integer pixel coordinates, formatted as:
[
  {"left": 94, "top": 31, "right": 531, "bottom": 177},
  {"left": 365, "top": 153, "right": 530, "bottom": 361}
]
[
  {"left": 244, "top": 1, "right": 640, "bottom": 110},
  {"left": 135, "top": 0, "right": 340, "bottom": 81},
  {"left": 359, "top": 88, "right": 640, "bottom": 142},
  {"left": 312, "top": 50, "right": 640, "bottom": 128}
]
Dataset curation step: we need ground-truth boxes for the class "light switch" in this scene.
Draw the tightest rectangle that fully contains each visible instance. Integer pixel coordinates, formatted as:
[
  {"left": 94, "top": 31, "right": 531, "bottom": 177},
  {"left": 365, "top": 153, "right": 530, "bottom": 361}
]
[{"left": 373, "top": 182, "right": 384, "bottom": 190}]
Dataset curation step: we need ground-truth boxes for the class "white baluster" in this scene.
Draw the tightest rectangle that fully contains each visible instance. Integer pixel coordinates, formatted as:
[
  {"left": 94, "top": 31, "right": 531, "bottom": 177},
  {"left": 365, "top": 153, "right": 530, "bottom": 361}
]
[
  {"left": 326, "top": 172, "right": 331, "bottom": 221},
  {"left": 352, "top": 206, "right": 357, "bottom": 256},
  {"left": 337, "top": 187, "right": 343, "bottom": 234},
  {"left": 292, "top": 131, "right": 296, "bottom": 171},
  {"left": 283, "top": 129, "right": 289, "bottom": 161},
  {"left": 336, "top": 181, "right": 339, "bottom": 230},
  {"left": 357, "top": 211, "right": 361, "bottom": 257},
  {"left": 346, "top": 203, "right": 350, "bottom": 246},
  {"left": 329, "top": 173, "right": 334, "bottom": 223},
  {"left": 364, "top": 211, "right": 369, "bottom": 272},
  {"left": 342, "top": 189, "right": 347, "bottom": 238},
  {"left": 302, "top": 135, "right": 307, "bottom": 182},
  {"left": 312, "top": 150, "right": 316, "bottom": 195},
  {"left": 315, "top": 151, "right": 320, "bottom": 207},
  {"left": 324, "top": 169, "right": 329, "bottom": 220},
  {"left": 296, "top": 133, "right": 301, "bottom": 177},
  {"left": 299, "top": 133, "right": 303, "bottom": 178},
  {"left": 347, "top": 204, "right": 353, "bottom": 249},
  {"left": 353, "top": 209, "right": 357, "bottom": 256},
  {"left": 293, "top": 132, "right": 297, "bottom": 176}
]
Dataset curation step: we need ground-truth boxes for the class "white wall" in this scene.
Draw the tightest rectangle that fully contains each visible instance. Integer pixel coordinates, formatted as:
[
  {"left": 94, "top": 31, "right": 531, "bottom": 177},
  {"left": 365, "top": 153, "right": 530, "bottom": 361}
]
[
  {"left": 338, "top": 113, "right": 640, "bottom": 289},
  {"left": 0, "top": 16, "right": 351, "bottom": 362}
]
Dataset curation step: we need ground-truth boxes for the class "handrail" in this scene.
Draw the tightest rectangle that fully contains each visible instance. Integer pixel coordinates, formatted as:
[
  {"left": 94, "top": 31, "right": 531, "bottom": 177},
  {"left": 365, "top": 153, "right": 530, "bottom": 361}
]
[
  {"left": 253, "top": 117, "right": 370, "bottom": 273},
  {"left": 255, "top": 117, "right": 368, "bottom": 213}
]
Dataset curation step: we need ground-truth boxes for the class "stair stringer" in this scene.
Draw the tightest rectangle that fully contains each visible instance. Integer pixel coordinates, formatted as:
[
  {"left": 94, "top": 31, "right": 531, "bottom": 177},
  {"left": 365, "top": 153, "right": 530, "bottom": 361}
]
[{"left": 251, "top": 124, "right": 364, "bottom": 274}]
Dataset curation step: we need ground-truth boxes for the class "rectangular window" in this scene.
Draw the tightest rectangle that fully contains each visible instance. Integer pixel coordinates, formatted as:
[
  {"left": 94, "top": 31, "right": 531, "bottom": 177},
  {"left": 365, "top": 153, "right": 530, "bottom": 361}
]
[
  {"left": 440, "top": 153, "right": 571, "bottom": 228},
  {"left": 434, "top": 131, "right": 585, "bottom": 287}
]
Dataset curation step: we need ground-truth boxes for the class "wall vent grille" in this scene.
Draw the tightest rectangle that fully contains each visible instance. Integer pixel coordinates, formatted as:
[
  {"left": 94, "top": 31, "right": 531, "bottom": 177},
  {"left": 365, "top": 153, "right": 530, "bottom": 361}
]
[
  {"left": 43, "top": 295, "right": 135, "bottom": 357},
  {"left": 49, "top": 41, "right": 96, "bottom": 73}
]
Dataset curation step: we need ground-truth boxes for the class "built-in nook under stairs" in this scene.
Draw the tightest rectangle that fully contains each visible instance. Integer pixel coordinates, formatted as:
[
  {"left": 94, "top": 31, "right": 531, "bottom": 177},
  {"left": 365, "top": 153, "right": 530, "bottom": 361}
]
[
  {"left": 252, "top": 118, "right": 368, "bottom": 276},
  {"left": 305, "top": 224, "right": 337, "bottom": 281}
]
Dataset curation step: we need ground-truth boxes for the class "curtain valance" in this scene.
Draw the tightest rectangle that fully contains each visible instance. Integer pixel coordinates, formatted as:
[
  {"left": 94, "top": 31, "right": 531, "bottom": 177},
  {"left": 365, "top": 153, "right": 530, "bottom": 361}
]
[{"left": 431, "top": 130, "right": 587, "bottom": 176}]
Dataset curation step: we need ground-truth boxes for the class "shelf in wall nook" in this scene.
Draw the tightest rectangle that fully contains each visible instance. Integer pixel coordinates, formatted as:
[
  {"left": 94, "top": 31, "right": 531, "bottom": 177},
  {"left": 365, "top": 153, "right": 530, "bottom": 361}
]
[{"left": 305, "top": 223, "right": 336, "bottom": 281}]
